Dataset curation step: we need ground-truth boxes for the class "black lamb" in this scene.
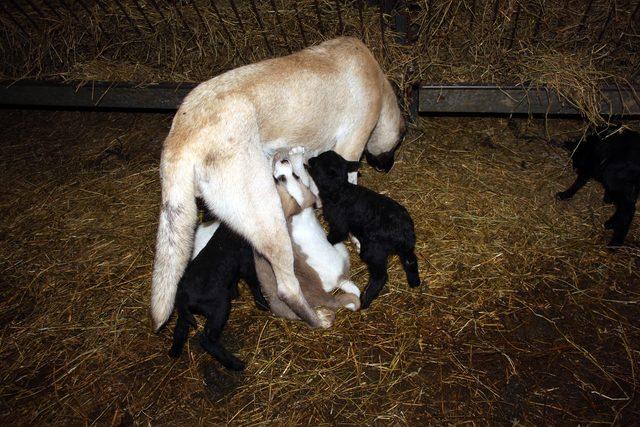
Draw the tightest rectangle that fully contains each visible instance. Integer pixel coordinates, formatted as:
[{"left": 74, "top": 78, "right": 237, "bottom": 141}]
[
  {"left": 168, "top": 223, "right": 268, "bottom": 371},
  {"left": 556, "top": 126, "right": 640, "bottom": 247},
  {"left": 307, "top": 151, "right": 422, "bottom": 309}
]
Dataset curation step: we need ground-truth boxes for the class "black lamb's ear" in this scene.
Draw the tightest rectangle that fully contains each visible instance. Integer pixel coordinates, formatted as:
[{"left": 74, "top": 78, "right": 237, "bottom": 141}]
[{"left": 346, "top": 161, "right": 360, "bottom": 172}]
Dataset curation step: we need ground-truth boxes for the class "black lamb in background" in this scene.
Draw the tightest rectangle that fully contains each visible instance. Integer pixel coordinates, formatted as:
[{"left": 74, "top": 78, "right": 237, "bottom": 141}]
[{"left": 556, "top": 126, "right": 640, "bottom": 247}]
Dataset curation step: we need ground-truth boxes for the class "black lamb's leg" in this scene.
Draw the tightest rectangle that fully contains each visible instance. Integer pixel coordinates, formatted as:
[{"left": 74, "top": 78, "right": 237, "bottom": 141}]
[
  {"left": 359, "top": 246, "right": 389, "bottom": 310},
  {"left": 608, "top": 198, "right": 636, "bottom": 248},
  {"left": 556, "top": 174, "right": 589, "bottom": 201},
  {"left": 399, "top": 249, "right": 421, "bottom": 288},
  {"left": 242, "top": 263, "right": 270, "bottom": 311},
  {"left": 199, "top": 300, "right": 245, "bottom": 371},
  {"left": 169, "top": 314, "right": 191, "bottom": 358}
]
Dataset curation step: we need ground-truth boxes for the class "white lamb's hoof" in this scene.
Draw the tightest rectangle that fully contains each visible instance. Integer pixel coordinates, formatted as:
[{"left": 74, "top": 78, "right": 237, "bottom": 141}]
[
  {"left": 345, "top": 303, "right": 356, "bottom": 311},
  {"left": 289, "top": 146, "right": 305, "bottom": 155},
  {"left": 350, "top": 236, "right": 361, "bottom": 254},
  {"left": 315, "top": 307, "right": 335, "bottom": 329},
  {"left": 340, "top": 280, "right": 361, "bottom": 298}
]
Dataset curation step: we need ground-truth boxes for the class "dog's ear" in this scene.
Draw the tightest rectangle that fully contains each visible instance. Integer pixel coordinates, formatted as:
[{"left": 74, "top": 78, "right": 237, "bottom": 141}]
[{"left": 346, "top": 161, "right": 360, "bottom": 173}]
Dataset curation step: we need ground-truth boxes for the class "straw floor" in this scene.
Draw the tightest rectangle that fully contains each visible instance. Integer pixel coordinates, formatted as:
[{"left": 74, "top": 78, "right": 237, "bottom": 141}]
[{"left": 0, "top": 109, "right": 638, "bottom": 424}]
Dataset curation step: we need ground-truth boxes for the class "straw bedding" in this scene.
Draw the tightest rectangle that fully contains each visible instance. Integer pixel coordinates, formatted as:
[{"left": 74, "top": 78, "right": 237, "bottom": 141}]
[{"left": 0, "top": 109, "right": 638, "bottom": 424}]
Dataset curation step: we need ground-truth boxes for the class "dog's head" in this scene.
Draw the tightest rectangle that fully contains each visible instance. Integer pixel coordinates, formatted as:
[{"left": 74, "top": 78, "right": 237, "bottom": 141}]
[
  {"left": 307, "top": 151, "right": 360, "bottom": 192},
  {"left": 364, "top": 82, "right": 406, "bottom": 173},
  {"left": 273, "top": 155, "right": 317, "bottom": 218}
]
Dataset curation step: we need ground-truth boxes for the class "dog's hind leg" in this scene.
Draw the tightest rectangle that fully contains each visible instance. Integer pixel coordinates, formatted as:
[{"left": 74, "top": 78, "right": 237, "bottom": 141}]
[{"left": 197, "top": 135, "right": 327, "bottom": 328}]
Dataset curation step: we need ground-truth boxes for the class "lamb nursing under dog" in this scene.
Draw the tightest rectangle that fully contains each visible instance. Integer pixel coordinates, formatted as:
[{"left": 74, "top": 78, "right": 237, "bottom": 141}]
[
  {"left": 255, "top": 149, "right": 361, "bottom": 323},
  {"left": 307, "top": 151, "right": 422, "bottom": 309},
  {"left": 171, "top": 149, "right": 361, "bottom": 370}
]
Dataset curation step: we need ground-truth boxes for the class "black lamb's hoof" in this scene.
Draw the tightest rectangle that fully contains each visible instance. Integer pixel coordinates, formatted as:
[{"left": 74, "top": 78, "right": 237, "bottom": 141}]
[
  {"left": 555, "top": 191, "right": 570, "bottom": 201},
  {"left": 408, "top": 277, "right": 421, "bottom": 288},
  {"left": 604, "top": 218, "right": 617, "bottom": 230},
  {"left": 225, "top": 359, "right": 246, "bottom": 372},
  {"left": 168, "top": 346, "right": 183, "bottom": 359},
  {"left": 606, "top": 240, "right": 624, "bottom": 250}
]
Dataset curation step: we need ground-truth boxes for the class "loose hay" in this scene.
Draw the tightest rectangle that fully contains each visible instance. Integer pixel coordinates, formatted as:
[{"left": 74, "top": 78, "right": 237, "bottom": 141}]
[
  {"left": 0, "top": 110, "right": 638, "bottom": 424},
  {"left": 0, "top": 0, "right": 638, "bottom": 122}
]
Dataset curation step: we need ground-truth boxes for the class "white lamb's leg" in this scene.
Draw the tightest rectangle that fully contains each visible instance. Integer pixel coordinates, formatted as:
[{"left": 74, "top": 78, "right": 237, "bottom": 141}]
[
  {"left": 289, "top": 146, "right": 322, "bottom": 208},
  {"left": 339, "top": 280, "right": 361, "bottom": 300}
]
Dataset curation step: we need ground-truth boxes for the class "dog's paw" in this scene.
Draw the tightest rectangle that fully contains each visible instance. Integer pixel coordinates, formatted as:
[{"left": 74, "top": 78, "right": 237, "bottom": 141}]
[{"left": 315, "top": 307, "right": 335, "bottom": 329}]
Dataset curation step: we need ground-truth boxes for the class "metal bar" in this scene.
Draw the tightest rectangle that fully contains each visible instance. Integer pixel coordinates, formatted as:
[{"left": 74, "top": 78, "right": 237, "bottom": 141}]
[
  {"left": 228, "top": 0, "right": 246, "bottom": 32},
  {"left": 334, "top": 0, "right": 344, "bottom": 34},
  {"left": 313, "top": 0, "right": 325, "bottom": 35},
  {"left": 1, "top": 81, "right": 639, "bottom": 117},
  {"left": 597, "top": 1, "right": 616, "bottom": 43},
  {"left": 417, "top": 84, "right": 640, "bottom": 116},
  {"left": 269, "top": 0, "right": 292, "bottom": 52},
  {"left": 292, "top": 0, "right": 309, "bottom": 46},
  {"left": 113, "top": 0, "right": 144, "bottom": 36},
  {"left": 249, "top": 0, "right": 274, "bottom": 55},
  {"left": 8, "top": 0, "right": 40, "bottom": 32},
  {"left": 0, "top": 81, "right": 197, "bottom": 111}
]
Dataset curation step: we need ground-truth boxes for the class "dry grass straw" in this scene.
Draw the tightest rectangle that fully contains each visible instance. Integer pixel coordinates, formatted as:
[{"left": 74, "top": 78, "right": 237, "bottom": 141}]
[
  {"left": 1, "top": 110, "right": 639, "bottom": 424},
  {"left": 0, "top": 0, "right": 638, "bottom": 122}
]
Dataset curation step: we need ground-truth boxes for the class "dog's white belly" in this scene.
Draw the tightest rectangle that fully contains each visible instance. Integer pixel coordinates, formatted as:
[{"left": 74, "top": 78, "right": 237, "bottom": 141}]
[{"left": 290, "top": 209, "right": 346, "bottom": 292}]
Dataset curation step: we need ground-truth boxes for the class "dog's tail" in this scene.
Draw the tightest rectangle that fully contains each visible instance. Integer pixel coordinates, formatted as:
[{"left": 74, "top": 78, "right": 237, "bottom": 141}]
[{"left": 151, "top": 150, "right": 198, "bottom": 332}]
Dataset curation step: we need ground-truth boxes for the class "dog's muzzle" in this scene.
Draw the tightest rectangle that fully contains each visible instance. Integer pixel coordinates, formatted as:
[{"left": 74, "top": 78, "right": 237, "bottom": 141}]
[{"left": 365, "top": 150, "right": 395, "bottom": 172}]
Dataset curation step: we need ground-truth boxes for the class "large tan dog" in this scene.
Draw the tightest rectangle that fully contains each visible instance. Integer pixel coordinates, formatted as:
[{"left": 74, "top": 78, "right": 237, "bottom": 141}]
[{"left": 151, "top": 36, "right": 405, "bottom": 331}]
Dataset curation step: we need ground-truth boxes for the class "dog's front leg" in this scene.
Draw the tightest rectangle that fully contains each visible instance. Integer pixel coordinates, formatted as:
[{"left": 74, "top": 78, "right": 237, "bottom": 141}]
[{"left": 556, "top": 174, "right": 589, "bottom": 201}]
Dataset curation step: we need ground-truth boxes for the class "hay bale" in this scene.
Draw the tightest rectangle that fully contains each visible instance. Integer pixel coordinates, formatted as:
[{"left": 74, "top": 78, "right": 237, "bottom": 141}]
[{"left": 0, "top": 1, "right": 638, "bottom": 122}]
